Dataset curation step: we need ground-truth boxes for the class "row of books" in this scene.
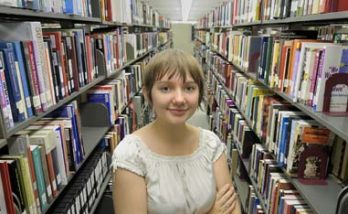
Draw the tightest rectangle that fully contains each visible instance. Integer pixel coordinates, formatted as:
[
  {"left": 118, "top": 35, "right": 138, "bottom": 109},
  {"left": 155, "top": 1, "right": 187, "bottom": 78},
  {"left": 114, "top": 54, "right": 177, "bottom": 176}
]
[
  {"left": 1, "top": 100, "right": 84, "bottom": 214},
  {"left": 197, "top": 1, "right": 234, "bottom": 28},
  {"left": 0, "top": 76, "right": 150, "bottom": 214},
  {"left": 100, "top": 0, "right": 170, "bottom": 28},
  {"left": 0, "top": 0, "right": 171, "bottom": 28},
  {"left": 86, "top": 59, "right": 148, "bottom": 124},
  {"left": 205, "top": 66, "right": 316, "bottom": 214},
  {"left": 207, "top": 52, "right": 346, "bottom": 180},
  {"left": 0, "top": 22, "right": 101, "bottom": 129},
  {"left": 205, "top": 60, "right": 317, "bottom": 214},
  {"left": 199, "top": 30, "right": 348, "bottom": 114},
  {"left": 196, "top": 0, "right": 348, "bottom": 28},
  {"left": 0, "top": 0, "right": 97, "bottom": 17},
  {"left": 50, "top": 147, "right": 110, "bottom": 213},
  {"left": 249, "top": 144, "right": 314, "bottom": 214},
  {"left": 0, "top": 21, "right": 162, "bottom": 130}
]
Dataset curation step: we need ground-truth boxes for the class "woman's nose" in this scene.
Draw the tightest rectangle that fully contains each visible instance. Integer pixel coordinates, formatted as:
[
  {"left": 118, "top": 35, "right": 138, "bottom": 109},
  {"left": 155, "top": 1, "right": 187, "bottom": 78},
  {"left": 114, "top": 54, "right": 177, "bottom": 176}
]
[{"left": 173, "top": 89, "right": 185, "bottom": 104}]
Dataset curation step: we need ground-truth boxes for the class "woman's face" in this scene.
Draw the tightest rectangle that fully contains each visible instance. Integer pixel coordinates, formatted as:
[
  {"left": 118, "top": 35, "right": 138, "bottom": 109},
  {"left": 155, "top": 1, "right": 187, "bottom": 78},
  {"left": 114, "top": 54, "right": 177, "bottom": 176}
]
[{"left": 150, "top": 73, "right": 200, "bottom": 125}]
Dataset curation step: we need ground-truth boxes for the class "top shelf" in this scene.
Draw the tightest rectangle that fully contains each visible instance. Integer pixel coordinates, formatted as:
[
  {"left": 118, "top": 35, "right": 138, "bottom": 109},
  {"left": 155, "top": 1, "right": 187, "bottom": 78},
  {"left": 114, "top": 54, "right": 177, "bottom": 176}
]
[
  {"left": 0, "top": 6, "right": 171, "bottom": 30},
  {"left": 0, "top": 6, "right": 101, "bottom": 23},
  {"left": 196, "top": 11, "right": 348, "bottom": 30}
]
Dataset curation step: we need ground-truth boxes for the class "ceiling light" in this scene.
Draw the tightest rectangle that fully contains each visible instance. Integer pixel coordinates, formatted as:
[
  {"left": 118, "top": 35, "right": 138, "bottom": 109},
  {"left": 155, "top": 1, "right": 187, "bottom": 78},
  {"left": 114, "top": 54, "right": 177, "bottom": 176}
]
[{"left": 180, "top": 0, "right": 192, "bottom": 21}]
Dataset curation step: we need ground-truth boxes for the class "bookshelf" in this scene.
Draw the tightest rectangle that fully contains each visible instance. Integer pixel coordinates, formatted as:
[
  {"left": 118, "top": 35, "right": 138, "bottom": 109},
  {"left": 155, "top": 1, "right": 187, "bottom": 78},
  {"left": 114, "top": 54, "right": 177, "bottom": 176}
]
[
  {"left": 213, "top": 61, "right": 342, "bottom": 214},
  {"left": 205, "top": 47, "right": 343, "bottom": 214},
  {"left": 0, "top": 2, "right": 171, "bottom": 214},
  {"left": 195, "top": 1, "right": 348, "bottom": 211},
  {"left": 209, "top": 47, "right": 348, "bottom": 143}
]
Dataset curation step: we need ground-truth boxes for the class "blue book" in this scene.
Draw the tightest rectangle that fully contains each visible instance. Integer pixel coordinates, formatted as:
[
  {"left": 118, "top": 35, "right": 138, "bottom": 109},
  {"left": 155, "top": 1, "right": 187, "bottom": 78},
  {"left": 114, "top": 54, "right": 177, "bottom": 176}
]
[
  {"left": 32, "top": 0, "right": 41, "bottom": 10},
  {"left": 277, "top": 116, "right": 289, "bottom": 166},
  {"left": 12, "top": 41, "right": 34, "bottom": 118},
  {"left": 46, "top": 104, "right": 83, "bottom": 166},
  {"left": 0, "top": 44, "right": 26, "bottom": 122},
  {"left": 64, "top": 0, "right": 75, "bottom": 14}
]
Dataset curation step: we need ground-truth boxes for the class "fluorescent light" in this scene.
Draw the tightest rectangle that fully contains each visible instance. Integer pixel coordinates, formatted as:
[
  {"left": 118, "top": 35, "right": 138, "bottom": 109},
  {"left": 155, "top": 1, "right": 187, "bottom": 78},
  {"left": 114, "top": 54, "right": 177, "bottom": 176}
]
[{"left": 180, "top": 0, "right": 192, "bottom": 21}]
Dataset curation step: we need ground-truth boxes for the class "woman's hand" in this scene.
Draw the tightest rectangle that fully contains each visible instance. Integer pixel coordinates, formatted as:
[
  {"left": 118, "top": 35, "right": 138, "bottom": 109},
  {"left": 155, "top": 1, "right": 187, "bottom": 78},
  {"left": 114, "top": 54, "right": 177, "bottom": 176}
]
[{"left": 209, "top": 184, "right": 238, "bottom": 214}]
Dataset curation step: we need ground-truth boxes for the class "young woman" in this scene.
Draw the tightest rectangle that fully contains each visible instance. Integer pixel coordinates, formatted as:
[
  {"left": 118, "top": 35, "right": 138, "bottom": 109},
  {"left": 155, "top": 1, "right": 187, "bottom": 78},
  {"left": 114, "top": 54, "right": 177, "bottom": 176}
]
[{"left": 112, "top": 49, "right": 241, "bottom": 214}]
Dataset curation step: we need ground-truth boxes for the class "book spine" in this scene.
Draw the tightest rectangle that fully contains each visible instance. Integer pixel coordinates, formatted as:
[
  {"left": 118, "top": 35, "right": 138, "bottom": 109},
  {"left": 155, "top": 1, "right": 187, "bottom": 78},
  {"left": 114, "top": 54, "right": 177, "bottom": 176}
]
[
  {"left": 30, "top": 146, "right": 48, "bottom": 211},
  {"left": 1, "top": 47, "right": 26, "bottom": 122},
  {"left": 13, "top": 41, "right": 34, "bottom": 118},
  {"left": 0, "top": 52, "right": 14, "bottom": 129},
  {"left": 28, "top": 23, "right": 49, "bottom": 112},
  {"left": 23, "top": 41, "right": 43, "bottom": 113}
]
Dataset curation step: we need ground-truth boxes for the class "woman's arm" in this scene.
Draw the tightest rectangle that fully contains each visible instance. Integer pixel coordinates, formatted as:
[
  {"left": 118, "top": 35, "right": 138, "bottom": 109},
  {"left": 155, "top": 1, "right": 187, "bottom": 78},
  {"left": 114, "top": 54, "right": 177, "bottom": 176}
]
[
  {"left": 113, "top": 169, "right": 147, "bottom": 214},
  {"left": 211, "top": 153, "right": 242, "bottom": 214}
]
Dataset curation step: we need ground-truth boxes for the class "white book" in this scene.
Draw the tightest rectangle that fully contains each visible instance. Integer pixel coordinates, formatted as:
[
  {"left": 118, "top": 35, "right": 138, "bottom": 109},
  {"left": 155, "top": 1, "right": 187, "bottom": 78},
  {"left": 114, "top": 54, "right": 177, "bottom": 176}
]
[
  {"left": 313, "top": 45, "right": 348, "bottom": 112},
  {"left": 0, "top": 0, "right": 17, "bottom": 7},
  {"left": 292, "top": 42, "right": 327, "bottom": 102}
]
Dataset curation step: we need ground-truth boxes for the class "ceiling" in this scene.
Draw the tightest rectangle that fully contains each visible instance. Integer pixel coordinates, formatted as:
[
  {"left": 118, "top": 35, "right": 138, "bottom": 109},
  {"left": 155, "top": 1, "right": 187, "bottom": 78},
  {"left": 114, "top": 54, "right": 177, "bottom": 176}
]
[{"left": 147, "top": 0, "right": 227, "bottom": 22}]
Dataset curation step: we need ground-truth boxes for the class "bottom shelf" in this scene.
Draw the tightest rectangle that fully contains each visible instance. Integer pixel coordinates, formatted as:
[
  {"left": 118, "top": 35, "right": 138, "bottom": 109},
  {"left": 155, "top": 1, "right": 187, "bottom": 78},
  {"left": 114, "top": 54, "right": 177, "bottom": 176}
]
[{"left": 89, "top": 170, "right": 113, "bottom": 214}]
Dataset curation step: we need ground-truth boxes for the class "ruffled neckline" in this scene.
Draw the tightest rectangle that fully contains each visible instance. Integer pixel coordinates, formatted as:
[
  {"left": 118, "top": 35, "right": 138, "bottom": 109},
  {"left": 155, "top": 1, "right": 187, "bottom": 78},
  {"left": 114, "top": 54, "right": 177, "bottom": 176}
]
[{"left": 128, "top": 128, "right": 204, "bottom": 161}]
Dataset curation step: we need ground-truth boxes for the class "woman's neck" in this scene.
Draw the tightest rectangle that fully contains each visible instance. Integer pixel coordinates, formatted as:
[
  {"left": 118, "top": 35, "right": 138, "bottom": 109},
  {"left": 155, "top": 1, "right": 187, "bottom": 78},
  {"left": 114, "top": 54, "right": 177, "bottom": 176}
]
[{"left": 150, "top": 120, "right": 193, "bottom": 142}]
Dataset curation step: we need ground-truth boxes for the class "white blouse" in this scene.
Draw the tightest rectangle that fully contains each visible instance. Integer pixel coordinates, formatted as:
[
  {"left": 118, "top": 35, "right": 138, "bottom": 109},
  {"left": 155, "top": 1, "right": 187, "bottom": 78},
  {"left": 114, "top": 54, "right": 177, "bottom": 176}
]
[{"left": 112, "top": 128, "right": 226, "bottom": 214}]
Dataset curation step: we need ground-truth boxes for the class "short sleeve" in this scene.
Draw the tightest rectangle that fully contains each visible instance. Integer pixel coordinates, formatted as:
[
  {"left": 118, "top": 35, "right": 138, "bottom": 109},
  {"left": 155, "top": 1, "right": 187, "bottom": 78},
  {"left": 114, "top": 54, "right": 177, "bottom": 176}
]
[
  {"left": 203, "top": 130, "right": 226, "bottom": 162},
  {"left": 112, "top": 135, "right": 146, "bottom": 177}
]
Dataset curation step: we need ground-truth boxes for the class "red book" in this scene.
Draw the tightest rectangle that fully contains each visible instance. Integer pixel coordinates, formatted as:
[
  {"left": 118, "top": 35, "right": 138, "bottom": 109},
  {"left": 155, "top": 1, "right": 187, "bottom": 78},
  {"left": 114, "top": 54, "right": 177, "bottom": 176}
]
[
  {"left": 336, "top": 0, "right": 348, "bottom": 11},
  {"left": 22, "top": 41, "right": 43, "bottom": 114},
  {"left": 43, "top": 32, "right": 69, "bottom": 98},
  {"left": 0, "top": 162, "right": 15, "bottom": 214}
]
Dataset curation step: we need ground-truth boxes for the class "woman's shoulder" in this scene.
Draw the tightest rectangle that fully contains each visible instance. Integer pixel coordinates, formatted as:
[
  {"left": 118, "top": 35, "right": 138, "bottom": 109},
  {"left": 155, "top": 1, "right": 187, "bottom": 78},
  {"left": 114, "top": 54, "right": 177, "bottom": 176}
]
[
  {"left": 199, "top": 128, "right": 226, "bottom": 162},
  {"left": 114, "top": 134, "right": 143, "bottom": 155},
  {"left": 112, "top": 134, "right": 147, "bottom": 176},
  {"left": 200, "top": 128, "right": 221, "bottom": 145}
]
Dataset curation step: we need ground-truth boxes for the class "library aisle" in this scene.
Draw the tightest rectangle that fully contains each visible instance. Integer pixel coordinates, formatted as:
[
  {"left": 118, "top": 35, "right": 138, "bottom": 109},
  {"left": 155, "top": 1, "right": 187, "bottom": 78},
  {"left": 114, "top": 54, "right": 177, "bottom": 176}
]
[{"left": 1, "top": 1, "right": 348, "bottom": 214}]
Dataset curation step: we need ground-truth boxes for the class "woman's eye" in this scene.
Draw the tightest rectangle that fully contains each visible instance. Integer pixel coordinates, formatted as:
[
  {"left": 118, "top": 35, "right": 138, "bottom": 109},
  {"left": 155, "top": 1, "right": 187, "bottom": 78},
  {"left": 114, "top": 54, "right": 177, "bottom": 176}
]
[
  {"left": 185, "top": 86, "right": 196, "bottom": 92},
  {"left": 160, "top": 87, "right": 170, "bottom": 92}
]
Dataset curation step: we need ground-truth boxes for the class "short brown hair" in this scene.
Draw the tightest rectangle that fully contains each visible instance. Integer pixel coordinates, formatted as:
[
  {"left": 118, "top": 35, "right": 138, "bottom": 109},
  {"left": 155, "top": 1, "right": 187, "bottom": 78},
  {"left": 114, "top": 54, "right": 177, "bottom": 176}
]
[{"left": 143, "top": 49, "right": 205, "bottom": 106}]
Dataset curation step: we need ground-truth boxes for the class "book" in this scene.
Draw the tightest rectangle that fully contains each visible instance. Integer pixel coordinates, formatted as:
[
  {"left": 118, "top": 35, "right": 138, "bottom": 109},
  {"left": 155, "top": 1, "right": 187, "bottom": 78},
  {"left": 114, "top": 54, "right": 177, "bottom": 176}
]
[
  {"left": 30, "top": 145, "right": 48, "bottom": 210},
  {"left": 0, "top": 51, "right": 14, "bottom": 129},
  {"left": 0, "top": 44, "right": 26, "bottom": 123},
  {"left": 0, "top": 161, "right": 15, "bottom": 214}
]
